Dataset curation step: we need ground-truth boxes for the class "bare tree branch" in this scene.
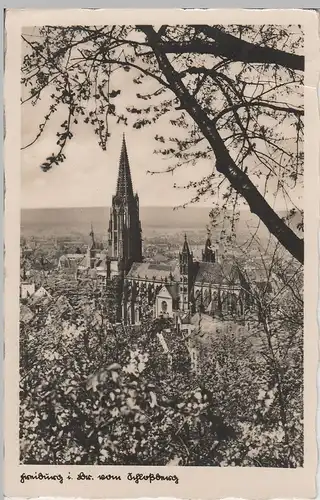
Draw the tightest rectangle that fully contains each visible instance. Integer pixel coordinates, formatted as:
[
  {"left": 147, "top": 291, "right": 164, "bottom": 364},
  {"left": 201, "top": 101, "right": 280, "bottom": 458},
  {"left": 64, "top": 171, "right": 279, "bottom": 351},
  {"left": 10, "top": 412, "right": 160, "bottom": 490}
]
[{"left": 138, "top": 25, "right": 304, "bottom": 264}]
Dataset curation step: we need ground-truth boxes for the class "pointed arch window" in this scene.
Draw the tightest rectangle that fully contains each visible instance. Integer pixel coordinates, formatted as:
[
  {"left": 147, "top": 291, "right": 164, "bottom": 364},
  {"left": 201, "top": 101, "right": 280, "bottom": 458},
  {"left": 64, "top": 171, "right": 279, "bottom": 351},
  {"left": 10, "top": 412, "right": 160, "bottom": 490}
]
[{"left": 161, "top": 301, "right": 168, "bottom": 313}]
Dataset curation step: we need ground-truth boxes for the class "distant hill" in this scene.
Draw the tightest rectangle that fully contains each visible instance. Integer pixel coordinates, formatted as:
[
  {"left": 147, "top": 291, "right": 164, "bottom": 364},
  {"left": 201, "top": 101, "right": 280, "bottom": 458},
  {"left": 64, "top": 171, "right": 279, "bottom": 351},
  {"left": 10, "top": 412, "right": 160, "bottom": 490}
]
[
  {"left": 21, "top": 206, "right": 213, "bottom": 232},
  {"left": 20, "top": 206, "right": 302, "bottom": 244}
]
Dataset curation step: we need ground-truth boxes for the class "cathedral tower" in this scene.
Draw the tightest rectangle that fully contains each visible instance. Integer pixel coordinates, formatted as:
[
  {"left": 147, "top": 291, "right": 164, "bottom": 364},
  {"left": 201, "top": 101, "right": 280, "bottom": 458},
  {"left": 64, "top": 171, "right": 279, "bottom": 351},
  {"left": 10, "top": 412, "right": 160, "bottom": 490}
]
[
  {"left": 179, "top": 234, "right": 194, "bottom": 312},
  {"left": 108, "top": 134, "right": 143, "bottom": 275}
]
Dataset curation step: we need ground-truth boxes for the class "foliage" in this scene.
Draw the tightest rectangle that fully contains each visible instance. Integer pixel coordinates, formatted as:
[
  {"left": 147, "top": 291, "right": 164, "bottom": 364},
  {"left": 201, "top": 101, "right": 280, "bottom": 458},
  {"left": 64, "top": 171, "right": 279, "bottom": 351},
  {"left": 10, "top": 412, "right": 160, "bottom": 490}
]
[
  {"left": 20, "top": 251, "right": 303, "bottom": 466},
  {"left": 20, "top": 314, "right": 229, "bottom": 465}
]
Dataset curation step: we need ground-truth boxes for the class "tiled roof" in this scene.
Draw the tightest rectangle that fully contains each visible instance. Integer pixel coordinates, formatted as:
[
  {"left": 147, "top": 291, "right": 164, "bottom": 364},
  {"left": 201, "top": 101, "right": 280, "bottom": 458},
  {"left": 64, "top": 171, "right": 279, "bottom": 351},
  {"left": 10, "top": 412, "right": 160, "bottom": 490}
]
[
  {"left": 190, "top": 312, "right": 216, "bottom": 330},
  {"left": 62, "top": 254, "right": 86, "bottom": 260},
  {"left": 242, "top": 265, "right": 268, "bottom": 282},
  {"left": 152, "top": 253, "right": 168, "bottom": 263},
  {"left": 156, "top": 284, "right": 179, "bottom": 300},
  {"left": 32, "top": 258, "right": 56, "bottom": 271},
  {"left": 235, "top": 264, "right": 273, "bottom": 291},
  {"left": 194, "top": 262, "right": 225, "bottom": 285},
  {"left": 49, "top": 295, "right": 73, "bottom": 314},
  {"left": 20, "top": 304, "right": 34, "bottom": 324},
  {"left": 59, "top": 254, "right": 86, "bottom": 269},
  {"left": 194, "top": 261, "right": 245, "bottom": 286},
  {"left": 29, "top": 295, "right": 52, "bottom": 307},
  {"left": 95, "top": 258, "right": 109, "bottom": 270},
  {"left": 166, "top": 284, "right": 179, "bottom": 300},
  {"left": 127, "top": 261, "right": 176, "bottom": 281},
  {"left": 179, "top": 311, "right": 191, "bottom": 324}
]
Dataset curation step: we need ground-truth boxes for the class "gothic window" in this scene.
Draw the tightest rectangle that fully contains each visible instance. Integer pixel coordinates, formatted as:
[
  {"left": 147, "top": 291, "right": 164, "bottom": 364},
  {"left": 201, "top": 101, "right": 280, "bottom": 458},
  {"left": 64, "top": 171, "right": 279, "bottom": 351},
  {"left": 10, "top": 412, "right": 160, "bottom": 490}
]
[
  {"left": 234, "top": 294, "right": 240, "bottom": 313},
  {"left": 204, "top": 289, "right": 209, "bottom": 308},
  {"left": 221, "top": 292, "right": 228, "bottom": 313},
  {"left": 161, "top": 301, "right": 168, "bottom": 313},
  {"left": 245, "top": 291, "right": 252, "bottom": 308},
  {"left": 229, "top": 293, "right": 235, "bottom": 313},
  {"left": 238, "top": 299, "right": 244, "bottom": 316},
  {"left": 212, "top": 291, "right": 218, "bottom": 307},
  {"left": 131, "top": 284, "right": 137, "bottom": 302},
  {"left": 195, "top": 291, "right": 202, "bottom": 311},
  {"left": 217, "top": 290, "right": 222, "bottom": 311}
]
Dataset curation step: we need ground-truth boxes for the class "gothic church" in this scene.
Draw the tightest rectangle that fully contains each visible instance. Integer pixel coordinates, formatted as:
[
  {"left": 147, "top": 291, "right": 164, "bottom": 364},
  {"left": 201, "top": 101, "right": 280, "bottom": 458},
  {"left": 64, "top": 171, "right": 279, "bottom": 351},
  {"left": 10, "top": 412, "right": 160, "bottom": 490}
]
[{"left": 101, "top": 135, "right": 246, "bottom": 325}]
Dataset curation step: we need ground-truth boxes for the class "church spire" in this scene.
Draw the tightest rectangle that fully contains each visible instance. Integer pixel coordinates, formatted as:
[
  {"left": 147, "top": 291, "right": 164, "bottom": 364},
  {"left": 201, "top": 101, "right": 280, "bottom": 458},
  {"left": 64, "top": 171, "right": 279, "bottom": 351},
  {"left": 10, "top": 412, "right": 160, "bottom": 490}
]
[
  {"left": 179, "top": 234, "right": 193, "bottom": 312},
  {"left": 108, "top": 134, "right": 143, "bottom": 272},
  {"left": 116, "top": 134, "right": 134, "bottom": 199},
  {"left": 89, "top": 223, "right": 96, "bottom": 249},
  {"left": 182, "top": 233, "right": 191, "bottom": 255},
  {"left": 205, "top": 226, "right": 212, "bottom": 248}
]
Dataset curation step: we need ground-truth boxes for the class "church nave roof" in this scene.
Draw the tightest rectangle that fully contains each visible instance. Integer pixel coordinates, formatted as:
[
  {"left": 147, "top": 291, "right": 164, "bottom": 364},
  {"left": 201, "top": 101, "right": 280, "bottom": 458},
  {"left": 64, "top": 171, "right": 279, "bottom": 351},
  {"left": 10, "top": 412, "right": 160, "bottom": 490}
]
[{"left": 127, "top": 261, "right": 178, "bottom": 281}]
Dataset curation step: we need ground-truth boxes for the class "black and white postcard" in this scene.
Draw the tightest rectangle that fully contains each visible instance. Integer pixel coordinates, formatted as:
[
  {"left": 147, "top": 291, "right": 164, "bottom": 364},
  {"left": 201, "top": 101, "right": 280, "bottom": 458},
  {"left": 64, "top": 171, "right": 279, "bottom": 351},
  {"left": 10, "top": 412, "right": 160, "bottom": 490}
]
[{"left": 4, "top": 8, "right": 319, "bottom": 499}]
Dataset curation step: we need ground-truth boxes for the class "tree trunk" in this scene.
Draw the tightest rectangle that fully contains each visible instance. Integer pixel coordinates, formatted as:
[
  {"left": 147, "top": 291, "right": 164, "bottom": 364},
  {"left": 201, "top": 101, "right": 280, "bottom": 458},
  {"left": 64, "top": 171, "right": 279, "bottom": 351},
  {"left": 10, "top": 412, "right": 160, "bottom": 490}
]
[
  {"left": 190, "top": 26, "right": 304, "bottom": 71},
  {"left": 139, "top": 26, "right": 304, "bottom": 264}
]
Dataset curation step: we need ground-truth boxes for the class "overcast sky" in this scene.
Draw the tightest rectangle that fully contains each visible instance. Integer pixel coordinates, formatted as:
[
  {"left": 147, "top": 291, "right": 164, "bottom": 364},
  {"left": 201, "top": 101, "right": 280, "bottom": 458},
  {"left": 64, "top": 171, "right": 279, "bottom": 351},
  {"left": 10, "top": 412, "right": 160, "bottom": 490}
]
[
  {"left": 21, "top": 106, "right": 214, "bottom": 209},
  {"left": 21, "top": 27, "right": 303, "bottom": 211}
]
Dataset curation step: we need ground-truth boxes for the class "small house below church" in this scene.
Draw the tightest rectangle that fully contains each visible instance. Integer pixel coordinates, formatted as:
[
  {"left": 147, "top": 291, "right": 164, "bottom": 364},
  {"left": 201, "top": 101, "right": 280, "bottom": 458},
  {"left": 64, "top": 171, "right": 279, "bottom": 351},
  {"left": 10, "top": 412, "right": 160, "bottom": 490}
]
[{"left": 155, "top": 284, "right": 179, "bottom": 318}]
